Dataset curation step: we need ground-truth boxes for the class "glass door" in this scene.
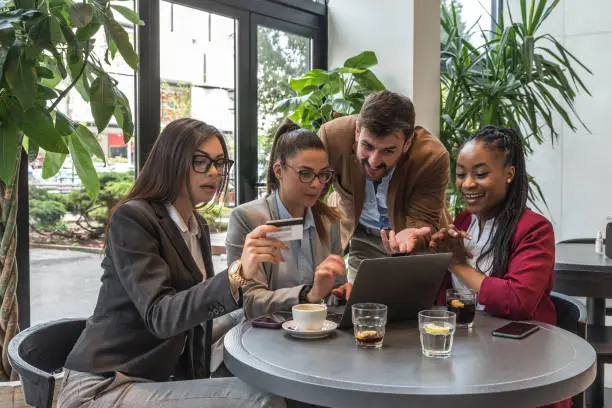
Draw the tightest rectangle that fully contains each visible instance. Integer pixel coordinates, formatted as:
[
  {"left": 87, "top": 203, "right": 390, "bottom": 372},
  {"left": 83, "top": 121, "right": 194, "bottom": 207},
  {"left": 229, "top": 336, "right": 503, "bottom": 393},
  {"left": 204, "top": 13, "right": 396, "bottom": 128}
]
[
  {"left": 159, "top": 1, "right": 237, "bottom": 235},
  {"left": 256, "top": 25, "right": 313, "bottom": 197}
]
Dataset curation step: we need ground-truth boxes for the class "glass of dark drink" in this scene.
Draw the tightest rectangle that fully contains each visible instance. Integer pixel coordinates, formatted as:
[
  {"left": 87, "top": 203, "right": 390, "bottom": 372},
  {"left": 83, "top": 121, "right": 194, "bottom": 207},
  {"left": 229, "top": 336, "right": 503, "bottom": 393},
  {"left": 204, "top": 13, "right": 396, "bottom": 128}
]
[
  {"left": 352, "top": 303, "right": 387, "bottom": 348},
  {"left": 446, "top": 289, "right": 477, "bottom": 328}
]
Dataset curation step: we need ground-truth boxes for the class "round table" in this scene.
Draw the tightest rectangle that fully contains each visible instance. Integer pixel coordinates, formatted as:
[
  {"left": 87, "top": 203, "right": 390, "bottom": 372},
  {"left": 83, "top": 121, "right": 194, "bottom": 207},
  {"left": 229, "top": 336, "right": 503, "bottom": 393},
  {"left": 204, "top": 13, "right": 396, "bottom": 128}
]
[{"left": 224, "top": 314, "right": 596, "bottom": 408}]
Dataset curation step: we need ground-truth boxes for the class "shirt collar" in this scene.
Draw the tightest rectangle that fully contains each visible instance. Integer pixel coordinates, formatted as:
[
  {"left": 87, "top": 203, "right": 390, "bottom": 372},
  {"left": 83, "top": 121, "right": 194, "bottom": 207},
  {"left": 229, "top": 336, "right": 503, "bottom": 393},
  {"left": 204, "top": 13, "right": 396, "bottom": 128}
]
[
  {"left": 368, "top": 166, "right": 395, "bottom": 186},
  {"left": 274, "top": 190, "right": 315, "bottom": 230},
  {"left": 165, "top": 203, "right": 200, "bottom": 237}
]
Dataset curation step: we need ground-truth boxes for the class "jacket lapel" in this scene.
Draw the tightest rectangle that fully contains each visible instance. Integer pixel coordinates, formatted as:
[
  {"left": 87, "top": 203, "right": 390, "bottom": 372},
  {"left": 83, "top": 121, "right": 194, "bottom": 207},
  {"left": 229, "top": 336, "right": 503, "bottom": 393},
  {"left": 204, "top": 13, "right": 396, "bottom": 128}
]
[
  {"left": 263, "top": 194, "right": 280, "bottom": 285},
  {"left": 150, "top": 202, "right": 204, "bottom": 284},
  {"left": 196, "top": 217, "right": 215, "bottom": 279},
  {"left": 350, "top": 142, "right": 366, "bottom": 222},
  {"left": 311, "top": 225, "right": 327, "bottom": 266}
]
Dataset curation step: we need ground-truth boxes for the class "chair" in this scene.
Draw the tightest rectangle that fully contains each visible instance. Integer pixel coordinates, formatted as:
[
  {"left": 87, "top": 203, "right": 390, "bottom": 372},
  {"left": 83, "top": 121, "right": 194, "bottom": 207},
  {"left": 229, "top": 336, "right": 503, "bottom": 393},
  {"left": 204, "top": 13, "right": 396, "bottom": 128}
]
[
  {"left": 550, "top": 291, "right": 588, "bottom": 408},
  {"left": 7, "top": 318, "right": 86, "bottom": 408}
]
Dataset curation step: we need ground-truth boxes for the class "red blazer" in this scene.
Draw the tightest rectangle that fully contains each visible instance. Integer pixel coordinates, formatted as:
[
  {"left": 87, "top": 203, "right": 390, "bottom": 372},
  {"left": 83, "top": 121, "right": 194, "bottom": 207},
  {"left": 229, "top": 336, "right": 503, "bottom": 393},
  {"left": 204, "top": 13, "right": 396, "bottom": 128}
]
[{"left": 437, "top": 209, "right": 557, "bottom": 325}]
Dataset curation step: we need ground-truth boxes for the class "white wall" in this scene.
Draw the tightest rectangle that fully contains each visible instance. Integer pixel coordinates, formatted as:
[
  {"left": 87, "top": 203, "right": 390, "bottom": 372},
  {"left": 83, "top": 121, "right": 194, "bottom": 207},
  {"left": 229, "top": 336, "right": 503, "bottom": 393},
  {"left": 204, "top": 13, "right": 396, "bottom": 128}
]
[
  {"left": 508, "top": 0, "right": 612, "bottom": 240},
  {"left": 327, "top": 0, "right": 441, "bottom": 135}
]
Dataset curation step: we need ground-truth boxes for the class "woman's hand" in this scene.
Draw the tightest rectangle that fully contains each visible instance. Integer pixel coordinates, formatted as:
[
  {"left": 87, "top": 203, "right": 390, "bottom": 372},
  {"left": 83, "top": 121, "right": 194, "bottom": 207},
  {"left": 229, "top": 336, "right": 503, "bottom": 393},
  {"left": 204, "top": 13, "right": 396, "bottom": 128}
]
[
  {"left": 240, "top": 225, "right": 288, "bottom": 280},
  {"left": 306, "top": 255, "right": 346, "bottom": 303},
  {"left": 380, "top": 226, "right": 431, "bottom": 255},
  {"left": 331, "top": 282, "right": 352, "bottom": 301},
  {"left": 429, "top": 225, "right": 472, "bottom": 266}
]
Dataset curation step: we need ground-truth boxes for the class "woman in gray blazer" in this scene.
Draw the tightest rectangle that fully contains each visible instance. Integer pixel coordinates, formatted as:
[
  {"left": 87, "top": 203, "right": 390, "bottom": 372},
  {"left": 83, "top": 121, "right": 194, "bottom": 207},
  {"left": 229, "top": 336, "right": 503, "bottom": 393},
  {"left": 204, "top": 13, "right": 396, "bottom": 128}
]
[
  {"left": 226, "top": 121, "right": 352, "bottom": 319},
  {"left": 58, "top": 118, "right": 286, "bottom": 408}
]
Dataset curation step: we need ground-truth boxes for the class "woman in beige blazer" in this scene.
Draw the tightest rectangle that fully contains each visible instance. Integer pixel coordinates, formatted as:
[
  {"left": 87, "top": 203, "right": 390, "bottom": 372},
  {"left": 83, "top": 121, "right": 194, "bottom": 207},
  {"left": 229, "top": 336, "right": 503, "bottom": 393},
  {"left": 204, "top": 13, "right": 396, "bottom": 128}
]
[{"left": 226, "top": 120, "right": 351, "bottom": 319}]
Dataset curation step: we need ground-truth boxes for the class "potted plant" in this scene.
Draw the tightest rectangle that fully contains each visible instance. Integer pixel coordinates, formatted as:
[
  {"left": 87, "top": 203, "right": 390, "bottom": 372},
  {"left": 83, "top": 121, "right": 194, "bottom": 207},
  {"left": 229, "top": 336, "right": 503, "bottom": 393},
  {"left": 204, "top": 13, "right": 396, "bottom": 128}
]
[
  {"left": 440, "top": 0, "right": 591, "bottom": 216},
  {"left": 0, "top": 0, "right": 141, "bottom": 384},
  {"left": 273, "top": 50, "right": 386, "bottom": 130}
]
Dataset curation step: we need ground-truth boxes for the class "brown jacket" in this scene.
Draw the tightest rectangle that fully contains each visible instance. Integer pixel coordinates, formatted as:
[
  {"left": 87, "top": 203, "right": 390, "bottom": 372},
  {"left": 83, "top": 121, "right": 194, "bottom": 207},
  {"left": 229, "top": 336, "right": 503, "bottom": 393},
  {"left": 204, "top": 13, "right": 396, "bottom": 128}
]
[{"left": 318, "top": 115, "right": 450, "bottom": 250}]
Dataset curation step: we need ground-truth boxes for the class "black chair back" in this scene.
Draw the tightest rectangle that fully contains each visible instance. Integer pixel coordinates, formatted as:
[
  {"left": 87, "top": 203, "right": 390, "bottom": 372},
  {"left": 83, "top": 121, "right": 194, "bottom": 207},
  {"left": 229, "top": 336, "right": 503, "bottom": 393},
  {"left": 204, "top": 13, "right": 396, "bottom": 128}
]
[
  {"left": 558, "top": 238, "right": 595, "bottom": 245},
  {"left": 551, "top": 291, "right": 587, "bottom": 338},
  {"left": 550, "top": 292, "right": 587, "bottom": 408},
  {"left": 7, "top": 318, "right": 86, "bottom": 408}
]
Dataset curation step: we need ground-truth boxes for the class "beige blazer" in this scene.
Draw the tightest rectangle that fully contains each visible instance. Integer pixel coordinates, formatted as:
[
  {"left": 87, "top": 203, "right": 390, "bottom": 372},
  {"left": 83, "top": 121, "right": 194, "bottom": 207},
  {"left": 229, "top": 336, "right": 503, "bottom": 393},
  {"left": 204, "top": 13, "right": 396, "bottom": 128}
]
[
  {"left": 225, "top": 194, "right": 344, "bottom": 318},
  {"left": 318, "top": 115, "right": 451, "bottom": 250}
]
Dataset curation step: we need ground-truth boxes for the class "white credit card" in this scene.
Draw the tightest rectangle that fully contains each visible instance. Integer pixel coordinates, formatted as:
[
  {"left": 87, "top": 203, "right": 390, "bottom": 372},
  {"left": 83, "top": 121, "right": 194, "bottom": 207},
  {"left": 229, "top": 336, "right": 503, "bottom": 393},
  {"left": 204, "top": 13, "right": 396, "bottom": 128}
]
[{"left": 266, "top": 217, "right": 303, "bottom": 241}]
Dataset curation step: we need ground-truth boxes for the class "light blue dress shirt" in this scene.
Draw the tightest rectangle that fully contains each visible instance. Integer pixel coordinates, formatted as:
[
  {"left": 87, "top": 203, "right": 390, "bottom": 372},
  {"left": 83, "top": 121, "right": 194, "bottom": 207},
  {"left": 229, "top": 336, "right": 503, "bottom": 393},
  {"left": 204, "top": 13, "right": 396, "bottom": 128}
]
[
  {"left": 275, "top": 191, "right": 315, "bottom": 286},
  {"left": 359, "top": 168, "right": 395, "bottom": 230}
]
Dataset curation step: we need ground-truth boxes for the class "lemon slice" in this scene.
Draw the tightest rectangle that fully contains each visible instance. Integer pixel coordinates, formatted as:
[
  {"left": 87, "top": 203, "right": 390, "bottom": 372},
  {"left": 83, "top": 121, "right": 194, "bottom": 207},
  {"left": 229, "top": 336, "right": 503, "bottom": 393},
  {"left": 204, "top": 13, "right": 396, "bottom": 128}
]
[
  {"left": 423, "top": 323, "right": 451, "bottom": 334},
  {"left": 449, "top": 299, "right": 465, "bottom": 308}
]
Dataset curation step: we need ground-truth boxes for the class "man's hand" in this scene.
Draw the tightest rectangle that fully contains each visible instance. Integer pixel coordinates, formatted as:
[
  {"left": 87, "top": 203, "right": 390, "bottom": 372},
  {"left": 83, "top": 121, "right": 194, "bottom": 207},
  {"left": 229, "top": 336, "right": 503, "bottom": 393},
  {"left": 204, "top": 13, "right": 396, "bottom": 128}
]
[
  {"left": 306, "top": 255, "right": 346, "bottom": 303},
  {"left": 331, "top": 282, "right": 352, "bottom": 301},
  {"left": 380, "top": 226, "right": 431, "bottom": 255},
  {"left": 240, "top": 225, "right": 288, "bottom": 280}
]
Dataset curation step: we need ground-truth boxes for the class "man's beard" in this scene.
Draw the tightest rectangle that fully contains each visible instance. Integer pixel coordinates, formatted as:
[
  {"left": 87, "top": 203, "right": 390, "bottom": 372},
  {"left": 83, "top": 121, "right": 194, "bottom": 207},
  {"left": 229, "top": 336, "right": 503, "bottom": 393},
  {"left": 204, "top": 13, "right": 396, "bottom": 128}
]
[{"left": 361, "top": 159, "right": 390, "bottom": 181}]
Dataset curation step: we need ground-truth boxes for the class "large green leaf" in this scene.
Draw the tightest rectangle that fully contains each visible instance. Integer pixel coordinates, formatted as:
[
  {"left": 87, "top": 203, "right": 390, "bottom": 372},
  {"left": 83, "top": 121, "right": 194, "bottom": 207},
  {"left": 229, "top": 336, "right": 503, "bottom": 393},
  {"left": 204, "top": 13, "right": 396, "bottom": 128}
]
[
  {"left": 90, "top": 74, "right": 116, "bottom": 132},
  {"left": 55, "top": 111, "right": 75, "bottom": 136},
  {"left": 0, "top": 122, "right": 19, "bottom": 184},
  {"left": 344, "top": 51, "right": 378, "bottom": 69},
  {"left": 111, "top": 4, "right": 144, "bottom": 25},
  {"left": 354, "top": 70, "right": 386, "bottom": 91},
  {"left": 69, "top": 3, "right": 94, "bottom": 28},
  {"left": 76, "top": 21, "right": 101, "bottom": 42},
  {"left": 113, "top": 88, "right": 133, "bottom": 142},
  {"left": 75, "top": 123, "right": 106, "bottom": 163},
  {"left": 22, "top": 107, "right": 69, "bottom": 153},
  {"left": 103, "top": 15, "right": 138, "bottom": 70},
  {"left": 42, "top": 150, "right": 67, "bottom": 179},
  {"left": 68, "top": 56, "right": 90, "bottom": 102},
  {"left": 68, "top": 132, "right": 100, "bottom": 199},
  {"left": 4, "top": 43, "right": 36, "bottom": 110},
  {"left": 36, "top": 84, "right": 58, "bottom": 100}
]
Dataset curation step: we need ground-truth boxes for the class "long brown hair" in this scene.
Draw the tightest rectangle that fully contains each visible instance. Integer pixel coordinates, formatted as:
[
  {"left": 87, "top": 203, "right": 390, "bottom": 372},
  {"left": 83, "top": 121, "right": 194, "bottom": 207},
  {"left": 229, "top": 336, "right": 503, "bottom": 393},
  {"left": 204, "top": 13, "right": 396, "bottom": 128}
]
[
  {"left": 105, "top": 118, "right": 230, "bottom": 243},
  {"left": 266, "top": 119, "right": 339, "bottom": 243}
]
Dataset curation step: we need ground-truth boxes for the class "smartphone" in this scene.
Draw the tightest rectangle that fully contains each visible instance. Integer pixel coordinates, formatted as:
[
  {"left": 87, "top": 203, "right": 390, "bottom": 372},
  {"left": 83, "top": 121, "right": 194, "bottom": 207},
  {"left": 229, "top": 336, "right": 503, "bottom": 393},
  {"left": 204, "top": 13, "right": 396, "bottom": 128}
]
[
  {"left": 492, "top": 322, "right": 540, "bottom": 339},
  {"left": 251, "top": 312, "right": 293, "bottom": 329},
  {"left": 265, "top": 218, "right": 304, "bottom": 241}
]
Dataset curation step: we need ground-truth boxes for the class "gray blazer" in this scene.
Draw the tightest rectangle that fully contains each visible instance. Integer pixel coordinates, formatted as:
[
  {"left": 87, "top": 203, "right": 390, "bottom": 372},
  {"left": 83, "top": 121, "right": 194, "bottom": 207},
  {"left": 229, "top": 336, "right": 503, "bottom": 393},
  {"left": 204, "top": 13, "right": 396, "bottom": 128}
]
[
  {"left": 226, "top": 194, "right": 344, "bottom": 318},
  {"left": 65, "top": 200, "right": 239, "bottom": 381}
]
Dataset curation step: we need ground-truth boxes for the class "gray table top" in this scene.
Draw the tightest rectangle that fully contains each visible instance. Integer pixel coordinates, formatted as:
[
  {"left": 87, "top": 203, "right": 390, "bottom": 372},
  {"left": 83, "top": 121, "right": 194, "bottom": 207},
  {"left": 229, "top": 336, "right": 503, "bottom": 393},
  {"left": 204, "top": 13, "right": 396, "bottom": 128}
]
[
  {"left": 554, "top": 243, "right": 612, "bottom": 298},
  {"left": 555, "top": 242, "right": 612, "bottom": 273},
  {"left": 224, "top": 314, "right": 596, "bottom": 408}
]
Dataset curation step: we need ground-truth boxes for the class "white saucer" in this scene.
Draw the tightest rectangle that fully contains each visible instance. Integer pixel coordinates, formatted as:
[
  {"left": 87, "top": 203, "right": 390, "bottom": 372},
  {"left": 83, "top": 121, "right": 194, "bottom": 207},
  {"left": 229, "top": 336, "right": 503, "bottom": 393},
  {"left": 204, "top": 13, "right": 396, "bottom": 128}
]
[{"left": 281, "top": 320, "right": 338, "bottom": 339}]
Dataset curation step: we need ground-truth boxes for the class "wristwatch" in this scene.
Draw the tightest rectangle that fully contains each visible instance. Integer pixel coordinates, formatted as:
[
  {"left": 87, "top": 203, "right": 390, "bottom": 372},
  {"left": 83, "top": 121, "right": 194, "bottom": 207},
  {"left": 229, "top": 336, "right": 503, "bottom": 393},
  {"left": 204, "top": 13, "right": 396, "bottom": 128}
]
[
  {"left": 299, "top": 285, "right": 312, "bottom": 303},
  {"left": 229, "top": 260, "right": 250, "bottom": 286}
]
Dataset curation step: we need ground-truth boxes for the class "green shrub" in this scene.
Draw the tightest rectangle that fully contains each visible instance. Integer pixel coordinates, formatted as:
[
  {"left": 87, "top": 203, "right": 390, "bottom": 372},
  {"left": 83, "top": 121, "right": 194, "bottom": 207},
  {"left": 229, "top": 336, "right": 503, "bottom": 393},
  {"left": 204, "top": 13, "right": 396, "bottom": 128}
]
[{"left": 30, "top": 199, "right": 66, "bottom": 228}]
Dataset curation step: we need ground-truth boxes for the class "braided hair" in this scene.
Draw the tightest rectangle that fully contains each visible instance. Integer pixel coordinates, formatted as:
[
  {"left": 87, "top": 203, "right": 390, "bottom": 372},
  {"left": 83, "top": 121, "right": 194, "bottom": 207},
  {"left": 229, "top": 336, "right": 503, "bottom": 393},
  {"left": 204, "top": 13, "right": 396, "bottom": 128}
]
[{"left": 462, "top": 125, "right": 528, "bottom": 278}]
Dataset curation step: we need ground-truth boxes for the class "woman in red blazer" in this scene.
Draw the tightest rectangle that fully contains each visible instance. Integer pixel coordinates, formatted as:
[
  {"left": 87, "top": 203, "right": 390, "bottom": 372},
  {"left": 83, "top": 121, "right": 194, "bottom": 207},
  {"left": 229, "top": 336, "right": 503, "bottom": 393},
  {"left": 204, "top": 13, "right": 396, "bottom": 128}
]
[{"left": 430, "top": 126, "right": 567, "bottom": 408}]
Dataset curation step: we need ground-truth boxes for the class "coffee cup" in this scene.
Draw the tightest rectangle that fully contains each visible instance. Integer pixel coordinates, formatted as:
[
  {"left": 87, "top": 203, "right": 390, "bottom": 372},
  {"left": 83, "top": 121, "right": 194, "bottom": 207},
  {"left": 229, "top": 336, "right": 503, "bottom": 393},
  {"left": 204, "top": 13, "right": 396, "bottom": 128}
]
[{"left": 292, "top": 303, "right": 327, "bottom": 331}]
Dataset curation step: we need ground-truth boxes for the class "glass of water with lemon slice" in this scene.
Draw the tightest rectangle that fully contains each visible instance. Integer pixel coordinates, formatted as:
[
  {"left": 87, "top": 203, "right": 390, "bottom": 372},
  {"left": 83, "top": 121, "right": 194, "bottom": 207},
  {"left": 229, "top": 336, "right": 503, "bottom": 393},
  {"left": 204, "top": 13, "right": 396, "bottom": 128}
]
[{"left": 418, "top": 310, "right": 456, "bottom": 358}]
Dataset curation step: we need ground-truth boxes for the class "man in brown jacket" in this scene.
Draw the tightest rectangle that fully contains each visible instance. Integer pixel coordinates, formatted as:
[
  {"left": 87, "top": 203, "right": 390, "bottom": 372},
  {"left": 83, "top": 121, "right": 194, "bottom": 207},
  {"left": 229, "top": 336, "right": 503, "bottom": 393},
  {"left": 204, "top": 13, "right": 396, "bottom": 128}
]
[{"left": 318, "top": 91, "right": 450, "bottom": 281}]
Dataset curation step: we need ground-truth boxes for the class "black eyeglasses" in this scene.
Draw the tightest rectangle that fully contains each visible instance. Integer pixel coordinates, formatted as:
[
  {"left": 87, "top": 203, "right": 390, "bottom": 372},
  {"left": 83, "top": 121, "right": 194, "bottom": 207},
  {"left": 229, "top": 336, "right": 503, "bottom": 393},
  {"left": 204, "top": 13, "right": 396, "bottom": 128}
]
[
  {"left": 192, "top": 154, "right": 234, "bottom": 175},
  {"left": 285, "top": 164, "right": 335, "bottom": 184}
]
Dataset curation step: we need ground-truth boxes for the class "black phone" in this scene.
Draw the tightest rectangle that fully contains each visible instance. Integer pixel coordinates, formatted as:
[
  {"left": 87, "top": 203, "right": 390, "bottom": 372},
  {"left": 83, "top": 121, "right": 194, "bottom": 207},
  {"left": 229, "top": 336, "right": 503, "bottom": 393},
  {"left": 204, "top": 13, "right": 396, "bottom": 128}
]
[
  {"left": 492, "top": 322, "right": 540, "bottom": 339},
  {"left": 251, "top": 312, "right": 293, "bottom": 329}
]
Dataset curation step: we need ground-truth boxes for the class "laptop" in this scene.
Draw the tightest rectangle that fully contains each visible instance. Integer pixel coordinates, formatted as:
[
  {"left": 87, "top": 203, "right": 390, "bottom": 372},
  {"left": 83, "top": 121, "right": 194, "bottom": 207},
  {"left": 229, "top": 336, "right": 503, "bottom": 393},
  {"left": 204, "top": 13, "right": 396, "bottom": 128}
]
[{"left": 329, "top": 253, "right": 452, "bottom": 329}]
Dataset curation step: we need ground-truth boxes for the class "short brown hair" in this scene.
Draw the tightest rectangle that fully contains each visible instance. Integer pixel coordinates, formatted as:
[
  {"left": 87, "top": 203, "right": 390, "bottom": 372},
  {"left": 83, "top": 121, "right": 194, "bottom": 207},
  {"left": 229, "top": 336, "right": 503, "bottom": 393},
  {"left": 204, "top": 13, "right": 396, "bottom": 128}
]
[{"left": 356, "top": 91, "right": 416, "bottom": 140}]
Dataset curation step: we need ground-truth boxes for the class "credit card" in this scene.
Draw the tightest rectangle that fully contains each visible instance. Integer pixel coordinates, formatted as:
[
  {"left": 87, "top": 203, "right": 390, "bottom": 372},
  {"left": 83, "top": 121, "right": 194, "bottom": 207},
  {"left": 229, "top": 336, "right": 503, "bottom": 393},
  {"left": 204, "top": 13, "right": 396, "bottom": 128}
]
[{"left": 266, "top": 218, "right": 303, "bottom": 241}]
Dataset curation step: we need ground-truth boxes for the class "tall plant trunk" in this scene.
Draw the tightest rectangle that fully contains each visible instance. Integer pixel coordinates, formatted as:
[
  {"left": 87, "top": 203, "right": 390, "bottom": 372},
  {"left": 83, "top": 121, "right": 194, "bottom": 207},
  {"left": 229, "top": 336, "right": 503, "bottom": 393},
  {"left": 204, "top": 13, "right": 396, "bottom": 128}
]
[{"left": 0, "top": 143, "right": 22, "bottom": 381}]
